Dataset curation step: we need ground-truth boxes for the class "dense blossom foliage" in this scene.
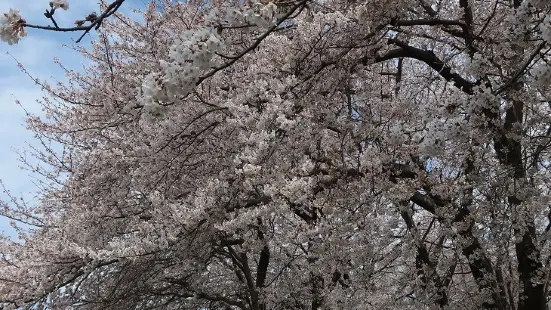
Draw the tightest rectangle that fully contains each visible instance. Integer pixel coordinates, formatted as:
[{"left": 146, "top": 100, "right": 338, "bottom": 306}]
[{"left": 1, "top": 0, "right": 551, "bottom": 309}]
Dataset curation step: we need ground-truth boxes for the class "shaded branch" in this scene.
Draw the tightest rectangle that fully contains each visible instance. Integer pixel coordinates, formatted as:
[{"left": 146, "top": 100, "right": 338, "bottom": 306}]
[
  {"left": 370, "top": 39, "right": 476, "bottom": 95},
  {"left": 23, "top": 0, "right": 126, "bottom": 43},
  {"left": 459, "top": 0, "right": 476, "bottom": 55},
  {"left": 392, "top": 18, "right": 466, "bottom": 28}
]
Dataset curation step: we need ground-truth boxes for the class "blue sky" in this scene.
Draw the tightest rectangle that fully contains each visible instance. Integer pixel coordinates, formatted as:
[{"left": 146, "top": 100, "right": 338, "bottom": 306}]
[{"left": 0, "top": 0, "right": 145, "bottom": 238}]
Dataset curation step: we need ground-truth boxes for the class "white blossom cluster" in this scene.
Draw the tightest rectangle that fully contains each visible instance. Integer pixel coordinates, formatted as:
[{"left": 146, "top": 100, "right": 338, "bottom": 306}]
[
  {"left": 139, "top": 1, "right": 281, "bottom": 114},
  {"left": 465, "top": 53, "right": 492, "bottom": 78},
  {"left": 50, "top": 0, "right": 69, "bottom": 10},
  {"left": 219, "top": 1, "right": 279, "bottom": 29},
  {"left": 164, "top": 28, "right": 223, "bottom": 91},
  {"left": 419, "top": 121, "right": 446, "bottom": 157},
  {"left": 540, "top": 15, "right": 551, "bottom": 44},
  {"left": 0, "top": 9, "right": 26, "bottom": 45},
  {"left": 136, "top": 73, "right": 170, "bottom": 122},
  {"left": 532, "top": 62, "right": 551, "bottom": 89},
  {"left": 242, "top": 1, "right": 278, "bottom": 29},
  {"left": 387, "top": 123, "right": 408, "bottom": 146},
  {"left": 139, "top": 27, "right": 223, "bottom": 112}
]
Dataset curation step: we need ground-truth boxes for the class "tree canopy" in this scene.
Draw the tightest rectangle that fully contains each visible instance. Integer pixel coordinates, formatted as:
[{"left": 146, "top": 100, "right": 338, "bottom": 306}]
[{"left": 1, "top": 0, "right": 551, "bottom": 309}]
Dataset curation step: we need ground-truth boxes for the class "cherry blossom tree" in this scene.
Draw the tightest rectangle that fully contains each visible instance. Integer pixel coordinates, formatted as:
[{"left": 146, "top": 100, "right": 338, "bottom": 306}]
[{"left": 1, "top": 0, "right": 551, "bottom": 309}]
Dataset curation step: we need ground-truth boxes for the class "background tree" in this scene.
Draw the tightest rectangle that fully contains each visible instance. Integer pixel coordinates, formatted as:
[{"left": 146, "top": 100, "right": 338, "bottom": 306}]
[{"left": 1, "top": 0, "right": 551, "bottom": 309}]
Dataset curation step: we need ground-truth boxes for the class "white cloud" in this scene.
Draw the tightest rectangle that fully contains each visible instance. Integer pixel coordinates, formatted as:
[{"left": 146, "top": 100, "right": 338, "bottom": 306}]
[{"left": 0, "top": 37, "right": 58, "bottom": 68}]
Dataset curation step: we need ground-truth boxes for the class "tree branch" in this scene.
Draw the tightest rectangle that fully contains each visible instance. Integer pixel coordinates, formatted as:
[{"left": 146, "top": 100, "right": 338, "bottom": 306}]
[
  {"left": 23, "top": 0, "right": 126, "bottom": 43},
  {"left": 392, "top": 18, "right": 466, "bottom": 28}
]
